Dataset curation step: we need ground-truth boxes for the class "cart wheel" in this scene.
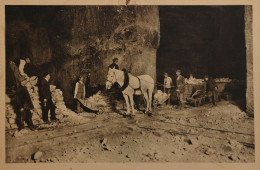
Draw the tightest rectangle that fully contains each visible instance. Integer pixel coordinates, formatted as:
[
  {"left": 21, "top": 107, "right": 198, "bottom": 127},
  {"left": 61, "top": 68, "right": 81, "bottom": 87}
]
[
  {"left": 98, "top": 107, "right": 104, "bottom": 114},
  {"left": 198, "top": 98, "right": 202, "bottom": 106},
  {"left": 194, "top": 99, "right": 198, "bottom": 107},
  {"left": 201, "top": 97, "right": 205, "bottom": 105}
]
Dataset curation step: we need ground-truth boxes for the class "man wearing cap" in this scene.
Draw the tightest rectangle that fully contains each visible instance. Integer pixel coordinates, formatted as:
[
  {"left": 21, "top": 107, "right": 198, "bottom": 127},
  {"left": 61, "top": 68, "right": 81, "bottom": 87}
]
[
  {"left": 108, "top": 58, "right": 119, "bottom": 70},
  {"left": 39, "top": 72, "right": 58, "bottom": 123},
  {"left": 176, "top": 69, "right": 185, "bottom": 109}
]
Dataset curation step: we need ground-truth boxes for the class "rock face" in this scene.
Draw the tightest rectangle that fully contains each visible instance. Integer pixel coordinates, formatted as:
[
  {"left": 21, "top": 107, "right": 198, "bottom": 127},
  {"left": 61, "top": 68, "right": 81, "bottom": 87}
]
[
  {"left": 244, "top": 6, "right": 253, "bottom": 115},
  {"left": 6, "top": 6, "right": 160, "bottom": 103},
  {"left": 53, "top": 6, "right": 160, "bottom": 103}
]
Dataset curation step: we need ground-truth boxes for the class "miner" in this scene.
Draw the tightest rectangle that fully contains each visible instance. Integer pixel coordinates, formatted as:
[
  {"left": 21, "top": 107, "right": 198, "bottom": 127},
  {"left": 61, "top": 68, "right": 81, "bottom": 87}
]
[
  {"left": 39, "top": 72, "right": 58, "bottom": 123},
  {"left": 18, "top": 57, "right": 31, "bottom": 80},
  {"left": 204, "top": 75, "right": 218, "bottom": 106},
  {"left": 164, "top": 72, "right": 173, "bottom": 105},
  {"left": 74, "top": 76, "right": 86, "bottom": 113},
  {"left": 85, "top": 72, "right": 91, "bottom": 97},
  {"left": 108, "top": 58, "right": 119, "bottom": 70},
  {"left": 9, "top": 60, "right": 26, "bottom": 87},
  {"left": 16, "top": 80, "right": 37, "bottom": 131},
  {"left": 176, "top": 69, "right": 185, "bottom": 109}
]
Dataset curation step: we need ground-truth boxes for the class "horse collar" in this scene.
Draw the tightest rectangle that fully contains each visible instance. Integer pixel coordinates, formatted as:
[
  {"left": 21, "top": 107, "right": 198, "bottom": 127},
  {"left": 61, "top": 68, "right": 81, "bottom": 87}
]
[{"left": 120, "top": 71, "right": 129, "bottom": 91}]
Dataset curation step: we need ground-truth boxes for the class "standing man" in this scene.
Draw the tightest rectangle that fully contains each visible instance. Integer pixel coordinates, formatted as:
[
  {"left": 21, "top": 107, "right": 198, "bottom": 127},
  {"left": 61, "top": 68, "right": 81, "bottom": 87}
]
[
  {"left": 164, "top": 73, "right": 173, "bottom": 105},
  {"left": 108, "top": 58, "right": 119, "bottom": 70},
  {"left": 39, "top": 72, "right": 58, "bottom": 123},
  {"left": 9, "top": 60, "right": 26, "bottom": 87},
  {"left": 18, "top": 57, "right": 31, "bottom": 80},
  {"left": 85, "top": 72, "right": 91, "bottom": 98},
  {"left": 204, "top": 75, "right": 218, "bottom": 106},
  {"left": 176, "top": 69, "right": 185, "bottom": 109},
  {"left": 74, "top": 76, "right": 86, "bottom": 113},
  {"left": 16, "top": 80, "right": 37, "bottom": 131}
]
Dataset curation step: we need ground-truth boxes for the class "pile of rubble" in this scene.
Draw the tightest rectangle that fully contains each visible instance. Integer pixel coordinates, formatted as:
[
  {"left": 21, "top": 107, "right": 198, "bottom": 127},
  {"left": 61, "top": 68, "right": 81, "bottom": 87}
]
[
  {"left": 6, "top": 76, "right": 115, "bottom": 132},
  {"left": 50, "top": 85, "right": 68, "bottom": 120},
  {"left": 5, "top": 94, "right": 18, "bottom": 129},
  {"left": 26, "top": 76, "right": 43, "bottom": 125},
  {"left": 215, "top": 78, "right": 232, "bottom": 83},
  {"left": 5, "top": 77, "right": 86, "bottom": 131},
  {"left": 85, "top": 91, "right": 112, "bottom": 112},
  {"left": 153, "top": 90, "right": 169, "bottom": 105},
  {"left": 185, "top": 78, "right": 204, "bottom": 85}
]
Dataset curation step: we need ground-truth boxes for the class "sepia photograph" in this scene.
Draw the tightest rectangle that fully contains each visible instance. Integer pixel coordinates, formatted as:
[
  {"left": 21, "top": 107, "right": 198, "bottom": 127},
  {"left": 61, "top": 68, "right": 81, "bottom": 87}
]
[{"left": 2, "top": 1, "right": 257, "bottom": 166}]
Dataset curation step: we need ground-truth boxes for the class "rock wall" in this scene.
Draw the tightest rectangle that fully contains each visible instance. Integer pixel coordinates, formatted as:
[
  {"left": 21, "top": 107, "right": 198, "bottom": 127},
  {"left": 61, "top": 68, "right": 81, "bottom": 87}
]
[
  {"left": 244, "top": 6, "right": 254, "bottom": 115},
  {"left": 53, "top": 6, "right": 159, "bottom": 103},
  {"left": 6, "top": 6, "right": 160, "bottom": 103}
]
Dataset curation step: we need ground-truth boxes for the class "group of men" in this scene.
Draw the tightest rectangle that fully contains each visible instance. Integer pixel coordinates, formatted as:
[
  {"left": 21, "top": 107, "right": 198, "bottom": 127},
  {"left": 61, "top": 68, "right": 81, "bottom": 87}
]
[
  {"left": 10, "top": 57, "right": 59, "bottom": 131},
  {"left": 163, "top": 70, "right": 186, "bottom": 107},
  {"left": 108, "top": 58, "right": 218, "bottom": 108},
  {"left": 163, "top": 70, "right": 218, "bottom": 107},
  {"left": 10, "top": 56, "right": 218, "bottom": 131}
]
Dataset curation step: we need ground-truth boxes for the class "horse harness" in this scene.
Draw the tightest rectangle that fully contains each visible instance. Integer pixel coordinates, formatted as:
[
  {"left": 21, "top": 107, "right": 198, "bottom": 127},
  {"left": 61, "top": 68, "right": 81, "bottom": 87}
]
[{"left": 120, "top": 71, "right": 141, "bottom": 93}]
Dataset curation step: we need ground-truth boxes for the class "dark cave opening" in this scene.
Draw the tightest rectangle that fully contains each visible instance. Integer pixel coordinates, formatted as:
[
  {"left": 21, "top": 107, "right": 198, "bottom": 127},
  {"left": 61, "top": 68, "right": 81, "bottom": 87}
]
[{"left": 157, "top": 6, "right": 246, "bottom": 80}]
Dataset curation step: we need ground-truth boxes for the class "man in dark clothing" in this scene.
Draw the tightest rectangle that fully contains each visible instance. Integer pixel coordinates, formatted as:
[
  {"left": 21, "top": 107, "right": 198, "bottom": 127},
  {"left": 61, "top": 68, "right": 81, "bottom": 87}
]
[
  {"left": 39, "top": 72, "right": 58, "bottom": 123},
  {"left": 85, "top": 72, "right": 91, "bottom": 98},
  {"left": 108, "top": 58, "right": 119, "bottom": 70},
  {"left": 204, "top": 75, "right": 218, "bottom": 106},
  {"left": 176, "top": 69, "right": 185, "bottom": 109},
  {"left": 16, "top": 81, "right": 37, "bottom": 131}
]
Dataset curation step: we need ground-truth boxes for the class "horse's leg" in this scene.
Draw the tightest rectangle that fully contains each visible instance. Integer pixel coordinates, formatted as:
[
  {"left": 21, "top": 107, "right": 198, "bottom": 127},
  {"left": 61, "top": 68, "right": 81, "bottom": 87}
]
[
  {"left": 123, "top": 94, "right": 131, "bottom": 115},
  {"left": 148, "top": 89, "right": 153, "bottom": 112},
  {"left": 129, "top": 94, "right": 135, "bottom": 116},
  {"left": 143, "top": 91, "right": 149, "bottom": 114}
]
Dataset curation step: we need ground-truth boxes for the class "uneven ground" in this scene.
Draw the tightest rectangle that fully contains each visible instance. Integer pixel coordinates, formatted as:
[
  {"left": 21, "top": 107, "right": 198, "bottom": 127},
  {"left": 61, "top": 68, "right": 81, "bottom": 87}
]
[{"left": 6, "top": 100, "right": 254, "bottom": 163}]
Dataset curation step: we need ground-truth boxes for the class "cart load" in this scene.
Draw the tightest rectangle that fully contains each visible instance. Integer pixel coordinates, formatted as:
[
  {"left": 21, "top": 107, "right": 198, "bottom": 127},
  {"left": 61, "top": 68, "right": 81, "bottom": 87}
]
[{"left": 153, "top": 90, "right": 170, "bottom": 108}]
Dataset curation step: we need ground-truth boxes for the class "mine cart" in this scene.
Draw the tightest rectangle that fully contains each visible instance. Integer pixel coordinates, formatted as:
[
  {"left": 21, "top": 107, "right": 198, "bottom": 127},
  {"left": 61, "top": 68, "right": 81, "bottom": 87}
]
[
  {"left": 76, "top": 98, "right": 105, "bottom": 114},
  {"left": 186, "top": 90, "right": 207, "bottom": 107},
  {"left": 184, "top": 83, "right": 207, "bottom": 106},
  {"left": 215, "top": 80, "right": 245, "bottom": 100}
]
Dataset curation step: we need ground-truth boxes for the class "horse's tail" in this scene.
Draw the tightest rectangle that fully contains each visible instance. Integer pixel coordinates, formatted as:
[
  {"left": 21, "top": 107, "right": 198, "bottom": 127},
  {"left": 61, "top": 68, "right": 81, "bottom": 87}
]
[{"left": 147, "top": 77, "right": 154, "bottom": 102}]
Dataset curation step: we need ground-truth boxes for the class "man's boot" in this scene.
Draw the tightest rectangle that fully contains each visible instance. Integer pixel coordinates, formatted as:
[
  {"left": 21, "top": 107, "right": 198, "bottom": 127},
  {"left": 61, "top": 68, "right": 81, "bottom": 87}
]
[
  {"left": 27, "top": 118, "right": 37, "bottom": 131},
  {"left": 18, "top": 122, "right": 24, "bottom": 131}
]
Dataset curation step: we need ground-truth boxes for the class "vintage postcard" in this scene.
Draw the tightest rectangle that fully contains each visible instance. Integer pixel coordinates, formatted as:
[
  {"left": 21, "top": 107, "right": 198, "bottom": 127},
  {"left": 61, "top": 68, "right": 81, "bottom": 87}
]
[{"left": 0, "top": 0, "right": 259, "bottom": 170}]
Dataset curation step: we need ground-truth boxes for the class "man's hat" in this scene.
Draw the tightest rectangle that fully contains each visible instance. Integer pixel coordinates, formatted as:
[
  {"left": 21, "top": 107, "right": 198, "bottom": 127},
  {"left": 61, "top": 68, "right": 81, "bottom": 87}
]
[
  {"left": 113, "top": 58, "right": 118, "bottom": 62},
  {"left": 42, "top": 71, "right": 50, "bottom": 77}
]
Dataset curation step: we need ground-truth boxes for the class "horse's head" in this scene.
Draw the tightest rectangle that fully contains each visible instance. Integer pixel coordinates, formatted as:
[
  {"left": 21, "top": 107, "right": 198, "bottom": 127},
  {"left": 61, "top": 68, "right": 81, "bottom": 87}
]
[{"left": 106, "top": 68, "right": 116, "bottom": 89}]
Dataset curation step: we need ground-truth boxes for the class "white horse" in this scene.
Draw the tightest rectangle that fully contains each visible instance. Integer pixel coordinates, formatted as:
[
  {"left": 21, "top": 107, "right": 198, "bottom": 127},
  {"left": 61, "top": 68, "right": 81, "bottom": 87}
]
[{"left": 106, "top": 68, "right": 154, "bottom": 116}]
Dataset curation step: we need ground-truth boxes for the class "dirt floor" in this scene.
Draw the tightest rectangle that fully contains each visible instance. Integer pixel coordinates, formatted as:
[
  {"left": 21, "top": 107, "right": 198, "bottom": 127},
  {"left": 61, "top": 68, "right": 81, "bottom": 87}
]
[{"left": 6, "top": 100, "right": 254, "bottom": 163}]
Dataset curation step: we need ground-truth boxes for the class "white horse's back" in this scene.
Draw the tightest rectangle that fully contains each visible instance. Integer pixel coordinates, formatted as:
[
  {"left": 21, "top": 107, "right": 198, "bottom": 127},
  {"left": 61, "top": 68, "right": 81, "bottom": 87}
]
[{"left": 137, "top": 75, "right": 155, "bottom": 92}]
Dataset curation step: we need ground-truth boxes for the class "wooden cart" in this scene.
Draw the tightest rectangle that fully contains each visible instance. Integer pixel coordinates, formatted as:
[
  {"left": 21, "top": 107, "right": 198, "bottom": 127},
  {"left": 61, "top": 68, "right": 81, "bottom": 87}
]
[{"left": 184, "top": 83, "right": 207, "bottom": 107}]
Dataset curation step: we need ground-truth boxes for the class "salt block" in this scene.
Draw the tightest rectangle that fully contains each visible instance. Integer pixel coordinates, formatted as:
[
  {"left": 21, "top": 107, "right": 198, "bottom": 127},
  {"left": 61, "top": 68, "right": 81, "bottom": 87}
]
[
  {"left": 33, "top": 151, "right": 44, "bottom": 160},
  {"left": 8, "top": 118, "right": 16, "bottom": 124},
  {"left": 6, "top": 95, "right": 11, "bottom": 103}
]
